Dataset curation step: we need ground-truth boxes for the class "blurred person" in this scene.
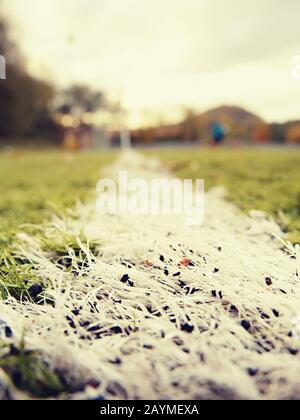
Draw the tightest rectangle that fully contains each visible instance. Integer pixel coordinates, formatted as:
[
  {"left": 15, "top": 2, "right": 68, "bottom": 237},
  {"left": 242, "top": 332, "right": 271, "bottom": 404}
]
[{"left": 211, "top": 121, "right": 225, "bottom": 146}]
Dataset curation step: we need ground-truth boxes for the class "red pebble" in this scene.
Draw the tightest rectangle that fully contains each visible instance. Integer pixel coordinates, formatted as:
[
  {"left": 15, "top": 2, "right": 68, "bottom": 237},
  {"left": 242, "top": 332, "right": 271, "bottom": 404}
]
[
  {"left": 180, "top": 258, "right": 190, "bottom": 268},
  {"left": 144, "top": 260, "right": 153, "bottom": 268}
]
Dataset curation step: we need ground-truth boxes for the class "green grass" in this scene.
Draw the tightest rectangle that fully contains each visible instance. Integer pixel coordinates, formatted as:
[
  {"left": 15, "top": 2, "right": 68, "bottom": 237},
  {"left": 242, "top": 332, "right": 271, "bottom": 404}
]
[
  {"left": 0, "top": 150, "right": 116, "bottom": 234},
  {"left": 0, "top": 149, "right": 116, "bottom": 304},
  {"left": 0, "top": 340, "right": 66, "bottom": 398},
  {"left": 0, "top": 148, "right": 299, "bottom": 245},
  {"left": 148, "top": 148, "right": 300, "bottom": 244}
]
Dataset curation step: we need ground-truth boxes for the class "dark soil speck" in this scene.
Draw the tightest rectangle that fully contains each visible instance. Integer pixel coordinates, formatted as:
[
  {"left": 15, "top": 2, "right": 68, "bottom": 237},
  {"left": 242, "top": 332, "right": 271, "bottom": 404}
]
[
  {"left": 28, "top": 284, "right": 43, "bottom": 300},
  {"left": 265, "top": 277, "right": 273, "bottom": 286},
  {"left": 241, "top": 320, "right": 251, "bottom": 332},
  {"left": 5, "top": 326, "right": 13, "bottom": 338},
  {"left": 181, "top": 323, "right": 195, "bottom": 333},
  {"left": 247, "top": 368, "right": 259, "bottom": 377},
  {"left": 110, "top": 326, "right": 122, "bottom": 334},
  {"left": 120, "top": 275, "right": 134, "bottom": 287}
]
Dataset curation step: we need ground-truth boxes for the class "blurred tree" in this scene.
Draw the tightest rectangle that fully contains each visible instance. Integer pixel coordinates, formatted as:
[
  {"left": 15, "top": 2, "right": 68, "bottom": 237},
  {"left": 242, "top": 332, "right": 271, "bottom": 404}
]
[
  {"left": 53, "top": 85, "right": 106, "bottom": 150},
  {"left": 0, "top": 9, "right": 55, "bottom": 140},
  {"left": 55, "top": 85, "right": 105, "bottom": 120},
  {"left": 0, "top": 7, "right": 22, "bottom": 68}
]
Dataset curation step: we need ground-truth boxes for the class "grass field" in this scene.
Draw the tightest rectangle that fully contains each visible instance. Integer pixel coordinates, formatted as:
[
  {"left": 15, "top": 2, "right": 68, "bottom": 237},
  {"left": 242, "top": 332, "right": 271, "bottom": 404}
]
[
  {"left": 0, "top": 148, "right": 300, "bottom": 244},
  {"left": 150, "top": 148, "right": 300, "bottom": 244},
  {"left": 0, "top": 147, "right": 300, "bottom": 399},
  {"left": 0, "top": 150, "right": 116, "bottom": 234}
]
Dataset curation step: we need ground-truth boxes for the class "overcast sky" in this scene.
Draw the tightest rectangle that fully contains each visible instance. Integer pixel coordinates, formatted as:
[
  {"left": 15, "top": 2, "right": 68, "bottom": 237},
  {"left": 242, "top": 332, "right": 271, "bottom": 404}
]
[{"left": 6, "top": 0, "right": 300, "bottom": 127}]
